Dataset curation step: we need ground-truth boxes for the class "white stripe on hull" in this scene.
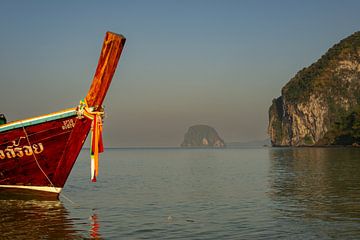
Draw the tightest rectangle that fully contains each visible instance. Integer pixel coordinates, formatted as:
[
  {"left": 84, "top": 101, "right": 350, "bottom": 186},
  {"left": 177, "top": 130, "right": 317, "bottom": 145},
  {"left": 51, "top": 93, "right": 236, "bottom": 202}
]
[{"left": 0, "top": 185, "right": 62, "bottom": 193}]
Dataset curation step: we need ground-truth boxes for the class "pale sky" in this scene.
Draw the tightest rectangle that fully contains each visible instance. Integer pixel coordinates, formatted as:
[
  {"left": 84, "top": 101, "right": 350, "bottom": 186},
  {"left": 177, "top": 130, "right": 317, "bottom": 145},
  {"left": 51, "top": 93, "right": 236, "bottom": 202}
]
[{"left": 0, "top": 0, "right": 360, "bottom": 146}]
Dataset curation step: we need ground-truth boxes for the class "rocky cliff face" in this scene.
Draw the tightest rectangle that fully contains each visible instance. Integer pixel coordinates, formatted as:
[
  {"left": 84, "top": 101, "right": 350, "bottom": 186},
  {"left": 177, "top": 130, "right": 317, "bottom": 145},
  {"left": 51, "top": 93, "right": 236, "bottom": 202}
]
[
  {"left": 268, "top": 31, "right": 360, "bottom": 146},
  {"left": 181, "top": 125, "right": 225, "bottom": 147}
]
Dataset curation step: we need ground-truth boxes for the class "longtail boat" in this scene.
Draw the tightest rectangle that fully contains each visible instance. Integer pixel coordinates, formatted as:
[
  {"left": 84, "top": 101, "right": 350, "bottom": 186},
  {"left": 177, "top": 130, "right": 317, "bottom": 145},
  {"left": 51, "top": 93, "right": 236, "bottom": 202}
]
[{"left": 0, "top": 32, "right": 126, "bottom": 200}]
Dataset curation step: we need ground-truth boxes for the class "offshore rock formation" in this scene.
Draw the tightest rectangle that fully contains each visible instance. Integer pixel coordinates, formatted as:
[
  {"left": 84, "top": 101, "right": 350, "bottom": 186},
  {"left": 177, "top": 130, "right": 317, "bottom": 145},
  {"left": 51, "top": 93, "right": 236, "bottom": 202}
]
[
  {"left": 181, "top": 125, "right": 225, "bottom": 147},
  {"left": 268, "top": 31, "right": 360, "bottom": 146}
]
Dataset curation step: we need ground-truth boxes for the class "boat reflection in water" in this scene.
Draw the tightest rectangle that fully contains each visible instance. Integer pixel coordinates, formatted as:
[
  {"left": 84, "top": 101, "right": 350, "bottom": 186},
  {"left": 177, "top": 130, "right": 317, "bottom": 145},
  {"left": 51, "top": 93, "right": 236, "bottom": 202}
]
[
  {"left": 90, "top": 212, "right": 101, "bottom": 239},
  {"left": 0, "top": 200, "right": 86, "bottom": 239}
]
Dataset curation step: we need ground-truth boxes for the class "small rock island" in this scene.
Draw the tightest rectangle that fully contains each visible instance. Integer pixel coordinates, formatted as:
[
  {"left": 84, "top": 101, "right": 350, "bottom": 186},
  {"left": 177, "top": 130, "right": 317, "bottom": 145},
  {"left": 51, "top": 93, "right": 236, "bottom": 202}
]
[
  {"left": 268, "top": 31, "right": 360, "bottom": 146},
  {"left": 181, "top": 125, "right": 225, "bottom": 148}
]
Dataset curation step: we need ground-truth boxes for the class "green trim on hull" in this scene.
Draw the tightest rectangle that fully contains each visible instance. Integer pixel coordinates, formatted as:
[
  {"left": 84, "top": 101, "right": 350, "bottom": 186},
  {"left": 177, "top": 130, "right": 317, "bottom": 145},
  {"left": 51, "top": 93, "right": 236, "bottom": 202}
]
[{"left": 0, "top": 109, "right": 77, "bottom": 133}]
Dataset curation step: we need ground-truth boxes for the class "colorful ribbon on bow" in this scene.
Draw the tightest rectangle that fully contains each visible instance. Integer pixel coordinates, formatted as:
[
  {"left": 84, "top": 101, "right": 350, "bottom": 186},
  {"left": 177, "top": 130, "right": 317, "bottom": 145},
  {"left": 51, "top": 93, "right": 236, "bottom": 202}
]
[
  {"left": 78, "top": 99, "right": 104, "bottom": 182},
  {"left": 90, "top": 114, "right": 104, "bottom": 182}
]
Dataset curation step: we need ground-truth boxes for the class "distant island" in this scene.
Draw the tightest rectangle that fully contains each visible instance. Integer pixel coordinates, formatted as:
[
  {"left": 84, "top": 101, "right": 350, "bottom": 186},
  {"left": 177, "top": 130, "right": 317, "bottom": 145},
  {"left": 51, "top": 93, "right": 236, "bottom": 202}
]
[
  {"left": 268, "top": 31, "right": 360, "bottom": 146},
  {"left": 181, "top": 125, "right": 225, "bottom": 148}
]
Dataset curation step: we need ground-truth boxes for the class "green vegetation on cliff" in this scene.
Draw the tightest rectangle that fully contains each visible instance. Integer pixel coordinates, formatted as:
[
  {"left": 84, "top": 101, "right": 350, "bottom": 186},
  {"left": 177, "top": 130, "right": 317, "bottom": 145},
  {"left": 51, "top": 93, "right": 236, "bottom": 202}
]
[
  {"left": 321, "top": 106, "right": 360, "bottom": 145},
  {"left": 283, "top": 31, "right": 360, "bottom": 104}
]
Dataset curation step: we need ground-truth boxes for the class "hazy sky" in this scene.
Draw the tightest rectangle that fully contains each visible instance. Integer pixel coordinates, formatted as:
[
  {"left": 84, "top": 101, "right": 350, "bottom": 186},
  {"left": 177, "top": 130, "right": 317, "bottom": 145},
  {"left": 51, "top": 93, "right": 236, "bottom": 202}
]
[{"left": 0, "top": 0, "right": 360, "bottom": 146}]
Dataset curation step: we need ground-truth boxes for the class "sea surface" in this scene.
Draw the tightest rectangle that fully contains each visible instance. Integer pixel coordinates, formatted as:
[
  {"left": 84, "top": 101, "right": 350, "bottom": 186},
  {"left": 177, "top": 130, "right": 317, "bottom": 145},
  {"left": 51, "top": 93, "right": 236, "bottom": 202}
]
[{"left": 1, "top": 147, "right": 360, "bottom": 239}]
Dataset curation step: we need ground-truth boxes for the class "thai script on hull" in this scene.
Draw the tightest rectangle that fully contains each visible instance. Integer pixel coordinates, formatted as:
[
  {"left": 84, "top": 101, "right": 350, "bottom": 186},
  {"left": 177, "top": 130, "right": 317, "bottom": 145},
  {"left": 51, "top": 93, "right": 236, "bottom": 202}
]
[{"left": 0, "top": 137, "right": 44, "bottom": 160}]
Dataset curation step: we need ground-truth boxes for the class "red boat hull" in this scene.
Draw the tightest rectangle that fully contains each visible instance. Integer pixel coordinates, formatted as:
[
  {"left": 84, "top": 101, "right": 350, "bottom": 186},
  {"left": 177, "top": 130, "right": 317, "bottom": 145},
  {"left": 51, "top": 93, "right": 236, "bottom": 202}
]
[{"left": 0, "top": 109, "right": 91, "bottom": 199}]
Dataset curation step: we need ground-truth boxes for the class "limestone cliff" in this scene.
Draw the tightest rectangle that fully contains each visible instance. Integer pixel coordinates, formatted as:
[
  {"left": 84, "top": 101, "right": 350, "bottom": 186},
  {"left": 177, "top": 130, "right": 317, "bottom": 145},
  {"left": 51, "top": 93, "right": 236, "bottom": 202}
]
[
  {"left": 268, "top": 31, "right": 360, "bottom": 146},
  {"left": 181, "top": 125, "right": 225, "bottom": 147}
]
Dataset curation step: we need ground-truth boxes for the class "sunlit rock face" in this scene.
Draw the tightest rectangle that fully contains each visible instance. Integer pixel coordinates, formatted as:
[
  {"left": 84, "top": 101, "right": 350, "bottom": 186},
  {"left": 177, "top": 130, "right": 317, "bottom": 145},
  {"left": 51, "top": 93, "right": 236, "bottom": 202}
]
[
  {"left": 181, "top": 125, "right": 225, "bottom": 147},
  {"left": 268, "top": 31, "right": 360, "bottom": 146}
]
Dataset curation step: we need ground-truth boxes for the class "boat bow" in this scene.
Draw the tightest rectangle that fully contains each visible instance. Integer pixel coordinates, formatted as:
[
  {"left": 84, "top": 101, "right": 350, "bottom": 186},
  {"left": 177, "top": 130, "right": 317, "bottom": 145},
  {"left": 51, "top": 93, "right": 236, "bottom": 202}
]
[{"left": 0, "top": 32, "right": 126, "bottom": 199}]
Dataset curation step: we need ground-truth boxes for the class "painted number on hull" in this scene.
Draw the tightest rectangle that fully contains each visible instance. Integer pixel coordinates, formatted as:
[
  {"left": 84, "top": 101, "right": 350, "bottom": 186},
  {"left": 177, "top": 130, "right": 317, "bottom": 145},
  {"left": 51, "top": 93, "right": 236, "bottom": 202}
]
[{"left": 62, "top": 119, "right": 75, "bottom": 130}]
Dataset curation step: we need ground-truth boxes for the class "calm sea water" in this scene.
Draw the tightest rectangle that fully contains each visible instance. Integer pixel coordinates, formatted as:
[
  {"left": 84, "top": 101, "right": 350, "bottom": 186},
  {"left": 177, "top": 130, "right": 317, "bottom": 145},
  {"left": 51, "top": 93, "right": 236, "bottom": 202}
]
[{"left": 1, "top": 147, "right": 360, "bottom": 239}]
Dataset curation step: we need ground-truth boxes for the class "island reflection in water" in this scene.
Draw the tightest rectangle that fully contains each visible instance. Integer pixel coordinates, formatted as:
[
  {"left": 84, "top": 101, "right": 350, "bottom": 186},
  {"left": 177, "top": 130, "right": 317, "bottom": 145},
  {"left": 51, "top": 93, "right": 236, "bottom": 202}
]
[
  {"left": 268, "top": 147, "right": 360, "bottom": 237},
  {"left": 0, "top": 200, "right": 89, "bottom": 239}
]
